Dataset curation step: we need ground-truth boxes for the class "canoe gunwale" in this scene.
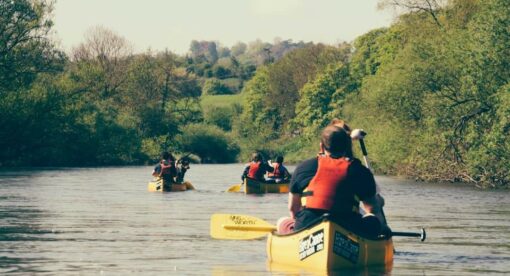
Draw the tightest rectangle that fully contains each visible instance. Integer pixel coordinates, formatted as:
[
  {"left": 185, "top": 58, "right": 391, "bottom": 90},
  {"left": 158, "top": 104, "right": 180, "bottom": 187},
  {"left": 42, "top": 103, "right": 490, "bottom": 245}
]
[
  {"left": 272, "top": 213, "right": 391, "bottom": 241},
  {"left": 244, "top": 177, "right": 290, "bottom": 194}
]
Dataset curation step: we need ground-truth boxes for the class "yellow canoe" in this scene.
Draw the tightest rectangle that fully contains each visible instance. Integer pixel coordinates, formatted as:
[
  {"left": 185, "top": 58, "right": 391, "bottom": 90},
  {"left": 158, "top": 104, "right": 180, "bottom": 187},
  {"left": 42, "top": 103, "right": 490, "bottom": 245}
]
[
  {"left": 266, "top": 217, "right": 393, "bottom": 270},
  {"left": 244, "top": 178, "right": 289, "bottom": 194},
  {"left": 147, "top": 179, "right": 195, "bottom": 192}
]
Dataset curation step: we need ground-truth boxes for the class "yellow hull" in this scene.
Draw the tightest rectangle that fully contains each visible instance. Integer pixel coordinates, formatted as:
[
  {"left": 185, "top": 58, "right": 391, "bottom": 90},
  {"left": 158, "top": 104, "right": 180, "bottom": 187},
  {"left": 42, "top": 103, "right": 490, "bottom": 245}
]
[
  {"left": 266, "top": 219, "right": 393, "bottom": 270},
  {"left": 244, "top": 178, "right": 289, "bottom": 194},
  {"left": 147, "top": 179, "right": 195, "bottom": 192}
]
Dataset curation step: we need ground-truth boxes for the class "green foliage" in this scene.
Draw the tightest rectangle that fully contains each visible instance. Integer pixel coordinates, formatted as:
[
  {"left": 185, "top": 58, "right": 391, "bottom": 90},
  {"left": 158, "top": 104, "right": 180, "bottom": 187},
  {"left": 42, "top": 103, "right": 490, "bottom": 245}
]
[
  {"left": 343, "top": 0, "right": 509, "bottom": 188},
  {"left": 238, "top": 44, "right": 351, "bottom": 146},
  {"left": 177, "top": 123, "right": 240, "bottom": 163},
  {"left": 292, "top": 63, "right": 354, "bottom": 138},
  {"left": 202, "top": 79, "right": 231, "bottom": 95},
  {"left": 0, "top": 0, "right": 64, "bottom": 92},
  {"left": 204, "top": 106, "right": 237, "bottom": 131}
]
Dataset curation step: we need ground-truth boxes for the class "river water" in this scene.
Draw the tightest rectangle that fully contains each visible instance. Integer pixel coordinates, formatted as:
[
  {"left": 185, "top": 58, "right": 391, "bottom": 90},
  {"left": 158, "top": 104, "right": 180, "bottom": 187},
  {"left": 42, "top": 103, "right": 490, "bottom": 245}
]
[{"left": 0, "top": 164, "right": 509, "bottom": 275}]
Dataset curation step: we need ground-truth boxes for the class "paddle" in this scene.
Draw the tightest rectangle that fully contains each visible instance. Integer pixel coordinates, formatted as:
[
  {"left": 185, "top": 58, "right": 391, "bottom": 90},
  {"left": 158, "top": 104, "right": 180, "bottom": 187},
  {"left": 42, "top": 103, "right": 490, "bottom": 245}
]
[
  {"left": 210, "top": 213, "right": 276, "bottom": 240},
  {"left": 210, "top": 213, "right": 426, "bottom": 241},
  {"left": 351, "top": 129, "right": 389, "bottom": 227},
  {"left": 226, "top": 183, "right": 243, "bottom": 192},
  {"left": 392, "top": 228, "right": 427, "bottom": 242}
]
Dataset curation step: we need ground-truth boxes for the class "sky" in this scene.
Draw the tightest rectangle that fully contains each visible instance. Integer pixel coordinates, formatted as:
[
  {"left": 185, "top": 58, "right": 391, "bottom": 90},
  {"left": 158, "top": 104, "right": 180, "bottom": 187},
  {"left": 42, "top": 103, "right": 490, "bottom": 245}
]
[{"left": 52, "top": 0, "right": 394, "bottom": 55}]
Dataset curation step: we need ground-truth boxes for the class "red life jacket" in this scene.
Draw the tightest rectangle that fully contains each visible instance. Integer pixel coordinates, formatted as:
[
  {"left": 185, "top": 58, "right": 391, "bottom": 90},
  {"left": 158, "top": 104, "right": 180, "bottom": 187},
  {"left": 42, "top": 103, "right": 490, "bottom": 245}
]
[
  {"left": 305, "top": 155, "right": 359, "bottom": 215},
  {"left": 268, "top": 163, "right": 281, "bottom": 178},
  {"left": 247, "top": 161, "right": 261, "bottom": 178}
]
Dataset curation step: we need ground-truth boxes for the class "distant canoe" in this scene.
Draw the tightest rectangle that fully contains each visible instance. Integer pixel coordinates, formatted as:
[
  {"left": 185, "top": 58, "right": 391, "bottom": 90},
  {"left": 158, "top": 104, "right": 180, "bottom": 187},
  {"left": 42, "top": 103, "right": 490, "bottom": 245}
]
[
  {"left": 147, "top": 179, "right": 195, "bottom": 192},
  {"left": 244, "top": 178, "right": 289, "bottom": 194}
]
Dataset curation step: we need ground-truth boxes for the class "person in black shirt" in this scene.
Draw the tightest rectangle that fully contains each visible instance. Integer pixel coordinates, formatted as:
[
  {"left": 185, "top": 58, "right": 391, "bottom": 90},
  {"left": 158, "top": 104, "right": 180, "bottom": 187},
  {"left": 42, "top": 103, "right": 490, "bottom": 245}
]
[{"left": 287, "top": 125, "right": 382, "bottom": 237}]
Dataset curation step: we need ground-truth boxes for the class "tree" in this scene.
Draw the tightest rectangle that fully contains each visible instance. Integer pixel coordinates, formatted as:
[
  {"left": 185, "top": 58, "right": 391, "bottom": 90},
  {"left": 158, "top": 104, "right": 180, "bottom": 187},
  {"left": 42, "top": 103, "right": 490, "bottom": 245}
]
[
  {"left": 231, "top": 42, "right": 247, "bottom": 56},
  {"left": 177, "top": 123, "right": 239, "bottom": 163},
  {"left": 202, "top": 79, "right": 231, "bottom": 95},
  {"left": 0, "top": 0, "right": 64, "bottom": 92},
  {"left": 71, "top": 26, "right": 133, "bottom": 99},
  {"left": 378, "top": 0, "right": 448, "bottom": 27}
]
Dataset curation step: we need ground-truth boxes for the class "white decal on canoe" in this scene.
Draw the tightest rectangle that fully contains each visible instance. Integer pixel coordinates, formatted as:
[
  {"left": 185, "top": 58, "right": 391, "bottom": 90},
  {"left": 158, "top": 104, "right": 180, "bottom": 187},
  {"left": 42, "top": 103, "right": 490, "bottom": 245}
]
[
  {"left": 299, "top": 230, "right": 324, "bottom": 260},
  {"left": 333, "top": 231, "right": 359, "bottom": 264}
]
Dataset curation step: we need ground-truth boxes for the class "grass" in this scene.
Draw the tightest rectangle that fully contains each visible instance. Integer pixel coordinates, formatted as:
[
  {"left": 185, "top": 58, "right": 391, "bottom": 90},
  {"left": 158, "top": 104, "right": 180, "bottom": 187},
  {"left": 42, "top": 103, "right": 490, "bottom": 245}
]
[{"left": 200, "top": 93, "right": 244, "bottom": 110}]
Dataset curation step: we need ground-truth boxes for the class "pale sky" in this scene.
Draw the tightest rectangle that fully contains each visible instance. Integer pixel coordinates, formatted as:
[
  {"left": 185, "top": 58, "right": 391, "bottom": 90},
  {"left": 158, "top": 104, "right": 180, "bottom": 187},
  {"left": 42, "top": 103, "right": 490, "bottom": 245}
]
[{"left": 52, "top": 0, "right": 394, "bottom": 55}]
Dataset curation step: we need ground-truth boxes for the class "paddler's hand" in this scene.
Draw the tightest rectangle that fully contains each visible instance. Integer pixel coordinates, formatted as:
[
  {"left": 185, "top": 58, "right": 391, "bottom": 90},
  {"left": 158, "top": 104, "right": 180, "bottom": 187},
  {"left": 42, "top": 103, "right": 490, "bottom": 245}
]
[{"left": 350, "top": 129, "right": 367, "bottom": 140}]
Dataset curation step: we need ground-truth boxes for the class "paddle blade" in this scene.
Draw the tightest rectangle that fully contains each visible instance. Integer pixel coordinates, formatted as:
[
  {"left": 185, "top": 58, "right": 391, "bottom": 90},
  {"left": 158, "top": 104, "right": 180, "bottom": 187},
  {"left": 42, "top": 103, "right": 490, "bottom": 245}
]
[
  {"left": 226, "top": 183, "right": 242, "bottom": 192},
  {"left": 183, "top": 181, "right": 195, "bottom": 190},
  {"left": 210, "top": 213, "right": 276, "bottom": 240}
]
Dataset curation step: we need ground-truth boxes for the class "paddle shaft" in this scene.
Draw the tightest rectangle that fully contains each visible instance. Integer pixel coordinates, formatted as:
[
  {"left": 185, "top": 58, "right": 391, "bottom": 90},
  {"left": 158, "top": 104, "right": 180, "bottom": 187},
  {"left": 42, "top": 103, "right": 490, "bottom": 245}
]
[
  {"left": 392, "top": 228, "right": 426, "bottom": 241},
  {"left": 392, "top": 232, "right": 420, "bottom": 237},
  {"left": 359, "top": 139, "right": 371, "bottom": 170},
  {"left": 223, "top": 224, "right": 276, "bottom": 231}
]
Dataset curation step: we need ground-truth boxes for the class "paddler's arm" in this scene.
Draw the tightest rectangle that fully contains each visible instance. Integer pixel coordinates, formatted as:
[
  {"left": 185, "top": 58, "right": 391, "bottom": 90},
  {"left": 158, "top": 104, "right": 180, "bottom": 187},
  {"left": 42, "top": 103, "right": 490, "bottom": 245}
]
[
  {"left": 288, "top": 193, "right": 302, "bottom": 219},
  {"left": 360, "top": 196, "right": 380, "bottom": 215}
]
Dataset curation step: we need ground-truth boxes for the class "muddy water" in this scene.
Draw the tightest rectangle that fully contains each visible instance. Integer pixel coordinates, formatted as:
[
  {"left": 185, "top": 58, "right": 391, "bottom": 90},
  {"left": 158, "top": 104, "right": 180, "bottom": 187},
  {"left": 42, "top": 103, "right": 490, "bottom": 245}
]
[{"left": 1, "top": 165, "right": 509, "bottom": 275}]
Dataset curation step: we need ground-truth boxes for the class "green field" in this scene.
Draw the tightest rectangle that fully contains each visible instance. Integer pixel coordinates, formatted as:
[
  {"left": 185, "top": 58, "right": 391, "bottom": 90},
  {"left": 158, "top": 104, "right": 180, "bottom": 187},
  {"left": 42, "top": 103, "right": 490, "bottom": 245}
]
[{"left": 200, "top": 93, "right": 244, "bottom": 109}]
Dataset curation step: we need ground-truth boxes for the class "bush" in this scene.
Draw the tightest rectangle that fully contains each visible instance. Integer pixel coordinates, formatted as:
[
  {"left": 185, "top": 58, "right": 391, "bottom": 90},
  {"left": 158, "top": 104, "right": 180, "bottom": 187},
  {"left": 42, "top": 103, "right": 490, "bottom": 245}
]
[
  {"left": 177, "top": 123, "right": 240, "bottom": 163},
  {"left": 202, "top": 79, "right": 231, "bottom": 95},
  {"left": 204, "top": 106, "right": 235, "bottom": 131}
]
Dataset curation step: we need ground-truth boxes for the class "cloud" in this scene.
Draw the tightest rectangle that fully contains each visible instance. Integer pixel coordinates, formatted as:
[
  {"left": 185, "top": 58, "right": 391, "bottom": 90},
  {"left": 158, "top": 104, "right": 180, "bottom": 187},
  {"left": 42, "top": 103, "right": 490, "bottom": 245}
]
[{"left": 250, "top": 0, "right": 305, "bottom": 16}]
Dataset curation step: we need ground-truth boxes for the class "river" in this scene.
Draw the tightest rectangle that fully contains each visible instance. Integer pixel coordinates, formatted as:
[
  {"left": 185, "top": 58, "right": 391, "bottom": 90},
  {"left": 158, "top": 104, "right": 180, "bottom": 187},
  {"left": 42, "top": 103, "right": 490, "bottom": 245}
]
[{"left": 1, "top": 164, "right": 509, "bottom": 275}]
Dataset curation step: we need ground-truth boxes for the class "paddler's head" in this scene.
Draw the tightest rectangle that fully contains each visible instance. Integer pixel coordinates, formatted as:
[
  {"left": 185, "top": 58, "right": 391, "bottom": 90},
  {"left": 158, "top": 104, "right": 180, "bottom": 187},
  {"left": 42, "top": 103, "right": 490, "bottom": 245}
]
[
  {"left": 161, "top": 151, "right": 175, "bottom": 162},
  {"left": 320, "top": 125, "right": 352, "bottom": 158},
  {"left": 251, "top": 152, "right": 262, "bottom": 162}
]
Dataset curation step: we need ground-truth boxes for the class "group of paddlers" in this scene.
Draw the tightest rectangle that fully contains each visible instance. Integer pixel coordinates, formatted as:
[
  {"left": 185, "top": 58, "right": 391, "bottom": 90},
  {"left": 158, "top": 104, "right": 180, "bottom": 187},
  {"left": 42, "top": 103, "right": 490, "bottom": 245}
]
[
  {"left": 241, "top": 153, "right": 291, "bottom": 184},
  {"left": 151, "top": 152, "right": 190, "bottom": 188},
  {"left": 152, "top": 118, "right": 389, "bottom": 238}
]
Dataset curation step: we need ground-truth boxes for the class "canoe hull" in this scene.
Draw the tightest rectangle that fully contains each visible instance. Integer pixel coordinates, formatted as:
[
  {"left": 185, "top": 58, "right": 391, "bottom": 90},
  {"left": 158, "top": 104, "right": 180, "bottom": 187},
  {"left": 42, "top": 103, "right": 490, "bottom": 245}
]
[
  {"left": 266, "top": 220, "right": 393, "bottom": 270},
  {"left": 244, "top": 178, "right": 289, "bottom": 194},
  {"left": 147, "top": 180, "right": 194, "bottom": 192}
]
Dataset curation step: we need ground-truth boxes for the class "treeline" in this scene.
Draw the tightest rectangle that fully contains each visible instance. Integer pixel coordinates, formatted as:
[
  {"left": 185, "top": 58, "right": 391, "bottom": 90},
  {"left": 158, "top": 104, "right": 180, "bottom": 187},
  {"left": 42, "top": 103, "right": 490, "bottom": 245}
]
[
  {"left": 0, "top": 0, "right": 309, "bottom": 166},
  {"left": 1, "top": 0, "right": 508, "bottom": 188},
  {"left": 236, "top": 0, "right": 509, "bottom": 188}
]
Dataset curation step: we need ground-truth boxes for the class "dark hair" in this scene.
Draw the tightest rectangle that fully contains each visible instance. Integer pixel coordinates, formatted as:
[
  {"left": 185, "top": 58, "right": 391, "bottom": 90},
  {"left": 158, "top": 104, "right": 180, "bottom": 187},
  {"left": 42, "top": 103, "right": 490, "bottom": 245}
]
[
  {"left": 161, "top": 151, "right": 175, "bottom": 161},
  {"left": 276, "top": 156, "right": 284, "bottom": 163},
  {"left": 251, "top": 152, "right": 262, "bottom": 162},
  {"left": 321, "top": 125, "right": 352, "bottom": 157}
]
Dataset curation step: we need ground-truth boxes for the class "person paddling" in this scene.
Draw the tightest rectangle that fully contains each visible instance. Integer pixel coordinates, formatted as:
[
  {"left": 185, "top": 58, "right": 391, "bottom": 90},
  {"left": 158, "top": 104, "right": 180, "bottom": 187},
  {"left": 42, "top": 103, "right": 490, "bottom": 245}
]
[
  {"left": 176, "top": 157, "right": 190, "bottom": 184},
  {"left": 241, "top": 152, "right": 274, "bottom": 182},
  {"left": 281, "top": 125, "right": 383, "bottom": 238},
  {"left": 266, "top": 156, "right": 291, "bottom": 183},
  {"left": 330, "top": 119, "right": 389, "bottom": 232},
  {"left": 152, "top": 151, "right": 177, "bottom": 189}
]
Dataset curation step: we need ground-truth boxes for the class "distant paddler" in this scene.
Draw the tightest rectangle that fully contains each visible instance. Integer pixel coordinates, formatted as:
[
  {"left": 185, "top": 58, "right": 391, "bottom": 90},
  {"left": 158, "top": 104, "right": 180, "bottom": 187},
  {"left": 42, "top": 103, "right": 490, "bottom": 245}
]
[
  {"left": 266, "top": 156, "right": 291, "bottom": 184},
  {"left": 241, "top": 152, "right": 274, "bottom": 182},
  {"left": 152, "top": 151, "right": 178, "bottom": 190}
]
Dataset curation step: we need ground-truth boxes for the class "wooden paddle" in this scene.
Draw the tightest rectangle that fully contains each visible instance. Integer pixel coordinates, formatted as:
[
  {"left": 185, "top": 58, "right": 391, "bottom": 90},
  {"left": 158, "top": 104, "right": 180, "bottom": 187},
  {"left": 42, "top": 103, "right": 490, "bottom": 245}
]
[{"left": 210, "top": 213, "right": 276, "bottom": 240}]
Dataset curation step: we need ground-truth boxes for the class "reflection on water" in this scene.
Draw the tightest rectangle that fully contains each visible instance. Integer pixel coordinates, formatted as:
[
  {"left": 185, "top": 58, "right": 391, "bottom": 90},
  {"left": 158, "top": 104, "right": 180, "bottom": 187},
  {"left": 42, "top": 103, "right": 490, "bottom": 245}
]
[{"left": 0, "top": 165, "right": 509, "bottom": 274}]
